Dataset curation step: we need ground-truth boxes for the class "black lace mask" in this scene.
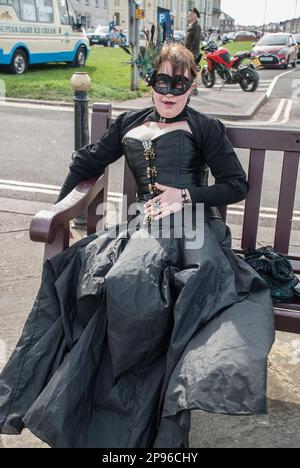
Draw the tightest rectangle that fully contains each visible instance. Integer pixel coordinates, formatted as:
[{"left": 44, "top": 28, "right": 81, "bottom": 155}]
[{"left": 148, "top": 73, "right": 193, "bottom": 96}]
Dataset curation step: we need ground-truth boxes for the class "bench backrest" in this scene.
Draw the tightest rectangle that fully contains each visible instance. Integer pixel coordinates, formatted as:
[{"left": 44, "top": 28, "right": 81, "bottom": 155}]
[{"left": 91, "top": 104, "right": 300, "bottom": 265}]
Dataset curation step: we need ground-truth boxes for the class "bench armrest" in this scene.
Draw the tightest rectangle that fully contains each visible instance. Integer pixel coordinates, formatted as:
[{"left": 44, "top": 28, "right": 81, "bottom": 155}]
[{"left": 30, "top": 175, "right": 104, "bottom": 245}]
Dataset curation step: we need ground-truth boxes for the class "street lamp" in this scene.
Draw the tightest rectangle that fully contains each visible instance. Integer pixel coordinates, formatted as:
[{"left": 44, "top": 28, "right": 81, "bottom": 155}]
[
  {"left": 262, "top": 0, "right": 268, "bottom": 34},
  {"left": 203, "top": 0, "right": 208, "bottom": 33},
  {"left": 128, "top": 0, "right": 142, "bottom": 91},
  {"left": 294, "top": 0, "right": 298, "bottom": 19}
]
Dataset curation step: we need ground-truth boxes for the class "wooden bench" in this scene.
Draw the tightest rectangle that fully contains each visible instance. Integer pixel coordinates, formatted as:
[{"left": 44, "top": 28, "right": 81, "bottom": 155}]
[{"left": 30, "top": 103, "right": 300, "bottom": 334}]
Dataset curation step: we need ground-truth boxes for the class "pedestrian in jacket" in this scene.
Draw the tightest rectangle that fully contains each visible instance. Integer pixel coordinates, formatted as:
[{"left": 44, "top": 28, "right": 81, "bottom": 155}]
[{"left": 184, "top": 8, "right": 202, "bottom": 95}]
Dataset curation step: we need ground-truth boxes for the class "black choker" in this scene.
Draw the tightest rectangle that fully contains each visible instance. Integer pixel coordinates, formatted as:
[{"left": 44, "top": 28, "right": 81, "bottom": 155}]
[{"left": 150, "top": 106, "right": 188, "bottom": 124}]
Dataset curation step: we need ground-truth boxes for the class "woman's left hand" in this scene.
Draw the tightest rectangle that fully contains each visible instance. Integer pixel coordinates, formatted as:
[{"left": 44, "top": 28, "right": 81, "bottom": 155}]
[{"left": 143, "top": 182, "right": 183, "bottom": 221}]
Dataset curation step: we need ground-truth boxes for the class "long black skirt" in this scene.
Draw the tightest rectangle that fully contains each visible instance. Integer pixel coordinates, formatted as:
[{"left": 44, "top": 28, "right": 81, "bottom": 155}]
[{"left": 0, "top": 204, "right": 275, "bottom": 448}]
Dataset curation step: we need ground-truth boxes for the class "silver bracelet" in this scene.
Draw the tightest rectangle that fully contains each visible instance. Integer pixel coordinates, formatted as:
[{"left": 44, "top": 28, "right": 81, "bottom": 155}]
[{"left": 181, "top": 189, "right": 191, "bottom": 205}]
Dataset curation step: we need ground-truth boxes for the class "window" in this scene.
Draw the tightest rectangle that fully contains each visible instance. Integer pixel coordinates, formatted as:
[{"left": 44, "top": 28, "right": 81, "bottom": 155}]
[
  {"left": 5, "top": 0, "right": 21, "bottom": 18},
  {"left": 58, "top": 0, "right": 69, "bottom": 25},
  {"left": 0, "top": 0, "right": 55, "bottom": 22},
  {"left": 36, "top": 0, "right": 53, "bottom": 23},
  {"left": 20, "top": 0, "right": 37, "bottom": 21},
  {"left": 66, "top": 0, "right": 77, "bottom": 26}
]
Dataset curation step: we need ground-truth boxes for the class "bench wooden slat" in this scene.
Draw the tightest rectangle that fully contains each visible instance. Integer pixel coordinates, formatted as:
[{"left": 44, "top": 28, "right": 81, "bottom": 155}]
[
  {"left": 217, "top": 206, "right": 227, "bottom": 223},
  {"left": 274, "top": 309, "right": 300, "bottom": 334},
  {"left": 227, "top": 127, "right": 300, "bottom": 152},
  {"left": 91, "top": 103, "right": 112, "bottom": 144},
  {"left": 241, "top": 149, "right": 266, "bottom": 251},
  {"left": 288, "top": 259, "right": 300, "bottom": 273},
  {"left": 122, "top": 164, "right": 137, "bottom": 223},
  {"left": 274, "top": 151, "right": 300, "bottom": 255},
  {"left": 90, "top": 104, "right": 114, "bottom": 230}
]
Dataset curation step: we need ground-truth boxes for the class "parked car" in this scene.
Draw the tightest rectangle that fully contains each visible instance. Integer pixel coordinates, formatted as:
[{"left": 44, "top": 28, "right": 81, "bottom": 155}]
[
  {"left": 235, "top": 31, "right": 257, "bottom": 41},
  {"left": 119, "top": 29, "right": 128, "bottom": 46},
  {"left": 221, "top": 31, "right": 236, "bottom": 42},
  {"left": 294, "top": 34, "right": 300, "bottom": 60},
  {"left": 110, "top": 27, "right": 121, "bottom": 46},
  {"left": 85, "top": 28, "right": 96, "bottom": 46},
  {"left": 90, "top": 26, "right": 111, "bottom": 46},
  {"left": 251, "top": 33, "right": 298, "bottom": 69},
  {"left": 173, "top": 30, "right": 185, "bottom": 44}
]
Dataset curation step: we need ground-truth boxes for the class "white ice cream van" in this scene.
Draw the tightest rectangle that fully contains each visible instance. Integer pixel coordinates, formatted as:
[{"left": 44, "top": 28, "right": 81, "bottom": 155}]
[{"left": 0, "top": 0, "right": 89, "bottom": 74}]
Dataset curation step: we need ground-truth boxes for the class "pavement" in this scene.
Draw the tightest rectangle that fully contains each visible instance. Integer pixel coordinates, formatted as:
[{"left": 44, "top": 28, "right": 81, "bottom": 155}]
[
  {"left": 0, "top": 196, "right": 299, "bottom": 448},
  {"left": 114, "top": 89, "right": 267, "bottom": 120},
  {"left": 2, "top": 84, "right": 268, "bottom": 121}
]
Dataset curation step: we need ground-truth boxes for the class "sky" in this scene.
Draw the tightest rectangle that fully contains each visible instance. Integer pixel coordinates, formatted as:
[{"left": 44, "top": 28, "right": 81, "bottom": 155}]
[{"left": 221, "top": 0, "right": 300, "bottom": 26}]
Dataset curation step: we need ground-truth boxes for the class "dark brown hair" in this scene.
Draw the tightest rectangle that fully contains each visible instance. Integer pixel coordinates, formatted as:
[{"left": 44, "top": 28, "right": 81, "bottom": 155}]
[{"left": 153, "top": 43, "right": 199, "bottom": 82}]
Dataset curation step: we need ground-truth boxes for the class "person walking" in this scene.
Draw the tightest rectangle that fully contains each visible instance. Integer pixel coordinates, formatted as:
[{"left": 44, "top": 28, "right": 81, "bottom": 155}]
[{"left": 184, "top": 7, "right": 202, "bottom": 95}]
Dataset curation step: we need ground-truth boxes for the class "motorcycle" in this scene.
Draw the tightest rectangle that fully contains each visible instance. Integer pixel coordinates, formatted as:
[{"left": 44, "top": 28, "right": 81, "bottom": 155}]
[{"left": 200, "top": 40, "right": 259, "bottom": 92}]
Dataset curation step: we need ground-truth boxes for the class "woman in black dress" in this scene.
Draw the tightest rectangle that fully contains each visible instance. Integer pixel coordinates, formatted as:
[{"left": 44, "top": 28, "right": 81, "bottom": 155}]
[{"left": 0, "top": 44, "right": 275, "bottom": 448}]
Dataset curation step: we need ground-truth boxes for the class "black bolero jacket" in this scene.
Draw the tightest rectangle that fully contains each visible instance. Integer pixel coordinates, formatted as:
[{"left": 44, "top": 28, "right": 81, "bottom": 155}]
[{"left": 56, "top": 106, "right": 249, "bottom": 208}]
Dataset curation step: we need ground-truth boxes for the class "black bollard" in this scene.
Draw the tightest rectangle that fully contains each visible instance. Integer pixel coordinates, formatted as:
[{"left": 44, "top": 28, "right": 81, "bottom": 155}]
[{"left": 70, "top": 72, "right": 91, "bottom": 228}]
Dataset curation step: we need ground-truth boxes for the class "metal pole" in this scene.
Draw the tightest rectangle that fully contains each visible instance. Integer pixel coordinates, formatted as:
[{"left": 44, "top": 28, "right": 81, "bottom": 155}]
[
  {"left": 70, "top": 72, "right": 91, "bottom": 151},
  {"left": 135, "top": 11, "right": 140, "bottom": 89},
  {"left": 262, "top": 0, "right": 268, "bottom": 34},
  {"left": 128, "top": 0, "right": 139, "bottom": 91},
  {"left": 203, "top": 0, "right": 208, "bottom": 34},
  {"left": 70, "top": 72, "right": 91, "bottom": 227}
]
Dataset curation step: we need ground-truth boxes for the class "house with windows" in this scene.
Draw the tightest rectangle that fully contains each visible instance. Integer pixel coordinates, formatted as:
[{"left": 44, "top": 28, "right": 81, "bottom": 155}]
[{"left": 70, "top": 0, "right": 109, "bottom": 28}]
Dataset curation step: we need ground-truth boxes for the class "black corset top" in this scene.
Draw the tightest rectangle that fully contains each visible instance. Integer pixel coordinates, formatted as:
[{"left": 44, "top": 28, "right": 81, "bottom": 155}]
[{"left": 122, "top": 129, "right": 208, "bottom": 203}]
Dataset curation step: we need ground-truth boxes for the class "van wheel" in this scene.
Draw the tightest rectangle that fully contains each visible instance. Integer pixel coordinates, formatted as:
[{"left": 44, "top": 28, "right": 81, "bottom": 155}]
[
  {"left": 70, "top": 46, "right": 87, "bottom": 68},
  {"left": 10, "top": 49, "right": 28, "bottom": 74}
]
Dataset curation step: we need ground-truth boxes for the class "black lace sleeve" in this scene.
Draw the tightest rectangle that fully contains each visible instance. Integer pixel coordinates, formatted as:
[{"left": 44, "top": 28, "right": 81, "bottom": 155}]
[
  {"left": 188, "top": 118, "right": 249, "bottom": 207},
  {"left": 55, "top": 111, "right": 127, "bottom": 203}
]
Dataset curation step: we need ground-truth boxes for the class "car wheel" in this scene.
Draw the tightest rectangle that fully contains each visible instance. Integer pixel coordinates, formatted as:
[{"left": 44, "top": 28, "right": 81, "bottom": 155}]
[
  {"left": 292, "top": 58, "right": 297, "bottom": 68},
  {"left": 10, "top": 49, "right": 28, "bottom": 74},
  {"left": 283, "top": 56, "right": 290, "bottom": 69}
]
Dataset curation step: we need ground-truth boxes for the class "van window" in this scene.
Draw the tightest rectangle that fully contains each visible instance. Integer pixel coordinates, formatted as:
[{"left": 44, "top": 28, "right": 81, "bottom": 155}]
[
  {"left": 57, "top": 0, "right": 69, "bottom": 25},
  {"left": 67, "top": 0, "right": 77, "bottom": 27},
  {"left": 0, "top": 0, "right": 21, "bottom": 18},
  {"left": 20, "top": 0, "right": 37, "bottom": 21},
  {"left": 36, "top": 0, "right": 54, "bottom": 23}
]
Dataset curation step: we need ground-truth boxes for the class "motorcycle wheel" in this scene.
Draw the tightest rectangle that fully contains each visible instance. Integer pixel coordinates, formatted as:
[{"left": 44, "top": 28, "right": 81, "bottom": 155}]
[
  {"left": 201, "top": 67, "right": 216, "bottom": 88},
  {"left": 239, "top": 68, "right": 259, "bottom": 92}
]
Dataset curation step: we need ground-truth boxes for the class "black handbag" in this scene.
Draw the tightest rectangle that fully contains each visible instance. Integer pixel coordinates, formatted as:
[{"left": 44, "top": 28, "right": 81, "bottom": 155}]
[{"left": 242, "top": 245, "right": 299, "bottom": 304}]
